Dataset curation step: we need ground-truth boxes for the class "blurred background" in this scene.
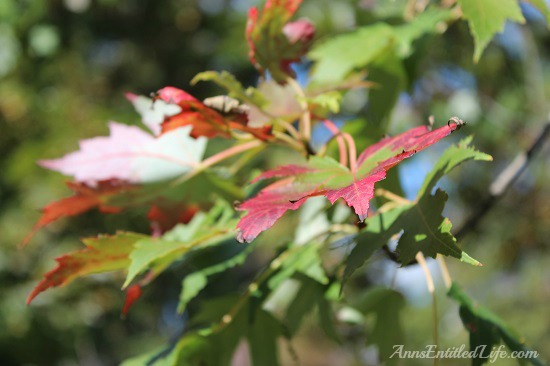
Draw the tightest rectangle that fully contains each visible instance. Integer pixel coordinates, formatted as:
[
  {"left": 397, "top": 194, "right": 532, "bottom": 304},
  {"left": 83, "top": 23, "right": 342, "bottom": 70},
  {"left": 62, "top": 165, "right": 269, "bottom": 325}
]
[{"left": 0, "top": 0, "right": 549, "bottom": 365}]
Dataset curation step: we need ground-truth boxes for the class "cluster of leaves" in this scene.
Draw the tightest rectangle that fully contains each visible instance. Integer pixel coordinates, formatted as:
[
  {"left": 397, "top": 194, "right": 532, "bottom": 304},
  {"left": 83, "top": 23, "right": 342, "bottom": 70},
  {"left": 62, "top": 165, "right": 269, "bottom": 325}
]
[{"left": 26, "top": 0, "right": 547, "bottom": 365}]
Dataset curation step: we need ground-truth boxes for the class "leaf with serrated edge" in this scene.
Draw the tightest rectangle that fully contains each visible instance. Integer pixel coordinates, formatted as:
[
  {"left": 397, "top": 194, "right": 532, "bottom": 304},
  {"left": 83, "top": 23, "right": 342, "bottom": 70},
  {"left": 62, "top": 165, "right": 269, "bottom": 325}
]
[
  {"left": 123, "top": 201, "right": 236, "bottom": 288},
  {"left": 309, "top": 8, "right": 454, "bottom": 85},
  {"left": 395, "top": 189, "right": 481, "bottom": 265},
  {"left": 27, "top": 232, "right": 147, "bottom": 304},
  {"left": 343, "top": 137, "right": 489, "bottom": 283},
  {"left": 458, "top": 0, "right": 525, "bottom": 62},
  {"left": 237, "top": 121, "right": 461, "bottom": 243}
]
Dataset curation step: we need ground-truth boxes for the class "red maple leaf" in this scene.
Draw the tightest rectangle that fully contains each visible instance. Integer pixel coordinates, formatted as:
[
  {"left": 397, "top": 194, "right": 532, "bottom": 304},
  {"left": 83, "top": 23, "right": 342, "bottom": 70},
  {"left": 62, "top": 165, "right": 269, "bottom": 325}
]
[
  {"left": 22, "top": 180, "right": 131, "bottom": 247},
  {"left": 157, "top": 86, "right": 273, "bottom": 140},
  {"left": 236, "top": 120, "right": 464, "bottom": 242}
]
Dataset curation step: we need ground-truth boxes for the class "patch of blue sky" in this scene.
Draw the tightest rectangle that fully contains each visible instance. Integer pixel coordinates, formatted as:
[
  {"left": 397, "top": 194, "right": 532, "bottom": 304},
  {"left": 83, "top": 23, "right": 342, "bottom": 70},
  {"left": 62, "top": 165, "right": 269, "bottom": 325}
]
[
  {"left": 520, "top": 1, "right": 549, "bottom": 24},
  {"left": 495, "top": 22, "right": 526, "bottom": 59}
]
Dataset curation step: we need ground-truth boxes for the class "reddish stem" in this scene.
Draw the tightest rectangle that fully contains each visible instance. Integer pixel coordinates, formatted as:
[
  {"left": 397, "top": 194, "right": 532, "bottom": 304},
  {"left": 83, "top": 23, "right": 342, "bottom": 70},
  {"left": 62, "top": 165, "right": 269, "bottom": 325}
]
[
  {"left": 323, "top": 120, "right": 348, "bottom": 167},
  {"left": 200, "top": 140, "right": 262, "bottom": 169},
  {"left": 341, "top": 132, "right": 358, "bottom": 174},
  {"left": 171, "top": 140, "right": 263, "bottom": 186}
]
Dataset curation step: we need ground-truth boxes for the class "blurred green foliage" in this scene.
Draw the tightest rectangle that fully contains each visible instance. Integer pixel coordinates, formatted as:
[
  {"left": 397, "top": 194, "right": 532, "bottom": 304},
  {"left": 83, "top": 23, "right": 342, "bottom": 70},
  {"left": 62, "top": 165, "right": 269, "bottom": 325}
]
[{"left": 0, "top": 0, "right": 549, "bottom": 365}]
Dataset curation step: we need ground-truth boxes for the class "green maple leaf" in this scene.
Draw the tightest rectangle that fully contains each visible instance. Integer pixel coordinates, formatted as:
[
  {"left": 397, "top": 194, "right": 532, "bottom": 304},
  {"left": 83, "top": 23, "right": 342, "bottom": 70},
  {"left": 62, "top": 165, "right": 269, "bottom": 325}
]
[
  {"left": 309, "top": 7, "right": 454, "bottom": 84},
  {"left": 458, "top": 0, "right": 525, "bottom": 62},
  {"left": 123, "top": 201, "right": 237, "bottom": 288}
]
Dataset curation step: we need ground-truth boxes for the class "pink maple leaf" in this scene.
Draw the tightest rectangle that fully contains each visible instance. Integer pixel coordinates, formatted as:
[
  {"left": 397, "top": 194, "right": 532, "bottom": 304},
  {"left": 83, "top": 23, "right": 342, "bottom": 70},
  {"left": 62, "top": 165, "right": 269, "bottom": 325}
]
[{"left": 39, "top": 123, "right": 206, "bottom": 186}]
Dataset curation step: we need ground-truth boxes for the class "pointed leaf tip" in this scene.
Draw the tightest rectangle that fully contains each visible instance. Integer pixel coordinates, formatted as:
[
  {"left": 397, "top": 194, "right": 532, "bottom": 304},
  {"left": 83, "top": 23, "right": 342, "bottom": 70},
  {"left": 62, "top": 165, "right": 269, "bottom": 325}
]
[{"left": 460, "top": 251, "right": 483, "bottom": 267}]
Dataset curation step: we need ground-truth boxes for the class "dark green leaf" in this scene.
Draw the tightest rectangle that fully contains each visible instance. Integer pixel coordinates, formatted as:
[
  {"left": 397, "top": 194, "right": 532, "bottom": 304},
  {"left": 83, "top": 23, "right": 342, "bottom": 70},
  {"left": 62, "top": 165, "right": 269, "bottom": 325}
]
[
  {"left": 285, "top": 274, "right": 339, "bottom": 341},
  {"left": 448, "top": 282, "right": 544, "bottom": 366},
  {"left": 177, "top": 243, "right": 256, "bottom": 313},
  {"left": 353, "top": 287, "right": 406, "bottom": 365},
  {"left": 343, "top": 206, "right": 405, "bottom": 285},
  {"left": 395, "top": 189, "right": 480, "bottom": 265},
  {"left": 418, "top": 136, "right": 493, "bottom": 197}
]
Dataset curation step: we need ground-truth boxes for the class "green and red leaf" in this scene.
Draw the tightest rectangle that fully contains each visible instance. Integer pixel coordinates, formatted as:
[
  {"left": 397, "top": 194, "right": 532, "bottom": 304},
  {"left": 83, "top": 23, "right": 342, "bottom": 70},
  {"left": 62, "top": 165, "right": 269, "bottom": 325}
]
[
  {"left": 27, "top": 232, "right": 147, "bottom": 304},
  {"left": 236, "top": 119, "right": 464, "bottom": 243}
]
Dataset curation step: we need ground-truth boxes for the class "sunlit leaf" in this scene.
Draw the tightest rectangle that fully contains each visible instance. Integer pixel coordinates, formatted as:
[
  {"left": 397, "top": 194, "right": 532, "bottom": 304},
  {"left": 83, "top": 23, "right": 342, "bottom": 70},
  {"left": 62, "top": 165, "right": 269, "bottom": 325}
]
[
  {"left": 344, "top": 137, "right": 490, "bottom": 281},
  {"left": 39, "top": 122, "right": 206, "bottom": 185},
  {"left": 123, "top": 201, "right": 237, "bottom": 288},
  {"left": 458, "top": 0, "right": 525, "bottom": 62},
  {"left": 309, "top": 7, "right": 454, "bottom": 84},
  {"left": 27, "top": 232, "right": 147, "bottom": 304},
  {"left": 157, "top": 86, "right": 273, "bottom": 140},
  {"left": 237, "top": 120, "right": 463, "bottom": 243}
]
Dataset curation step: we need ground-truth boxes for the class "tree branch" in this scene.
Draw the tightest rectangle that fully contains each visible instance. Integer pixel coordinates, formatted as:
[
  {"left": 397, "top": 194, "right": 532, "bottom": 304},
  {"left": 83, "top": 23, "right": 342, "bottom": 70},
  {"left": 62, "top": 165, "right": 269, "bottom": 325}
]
[{"left": 455, "top": 120, "right": 550, "bottom": 240}]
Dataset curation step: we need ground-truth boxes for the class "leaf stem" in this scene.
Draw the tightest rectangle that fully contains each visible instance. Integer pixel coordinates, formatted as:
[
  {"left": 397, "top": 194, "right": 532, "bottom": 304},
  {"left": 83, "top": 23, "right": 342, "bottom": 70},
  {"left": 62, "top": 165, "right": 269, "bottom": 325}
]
[
  {"left": 273, "top": 131, "right": 306, "bottom": 152},
  {"left": 286, "top": 76, "right": 311, "bottom": 141},
  {"left": 170, "top": 140, "right": 263, "bottom": 186},
  {"left": 437, "top": 255, "right": 452, "bottom": 290},
  {"left": 341, "top": 132, "right": 357, "bottom": 174},
  {"left": 323, "top": 120, "right": 348, "bottom": 166},
  {"left": 416, "top": 252, "right": 439, "bottom": 366},
  {"left": 375, "top": 188, "right": 411, "bottom": 205},
  {"left": 276, "top": 119, "right": 301, "bottom": 140}
]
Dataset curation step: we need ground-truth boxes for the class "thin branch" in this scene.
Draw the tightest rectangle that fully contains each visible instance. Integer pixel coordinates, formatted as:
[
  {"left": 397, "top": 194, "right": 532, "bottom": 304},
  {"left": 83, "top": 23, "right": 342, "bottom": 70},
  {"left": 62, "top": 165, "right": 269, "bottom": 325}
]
[
  {"left": 455, "top": 121, "right": 550, "bottom": 239},
  {"left": 286, "top": 76, "right": 311, "bottom": 141},
  {"left": 381, "top": 121, "right": 550, "bottom": 266}
]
